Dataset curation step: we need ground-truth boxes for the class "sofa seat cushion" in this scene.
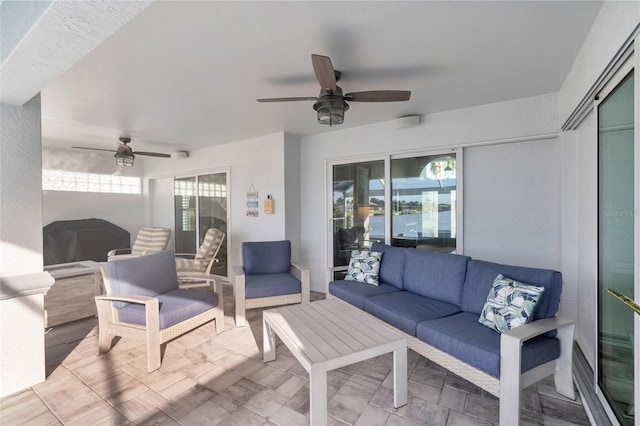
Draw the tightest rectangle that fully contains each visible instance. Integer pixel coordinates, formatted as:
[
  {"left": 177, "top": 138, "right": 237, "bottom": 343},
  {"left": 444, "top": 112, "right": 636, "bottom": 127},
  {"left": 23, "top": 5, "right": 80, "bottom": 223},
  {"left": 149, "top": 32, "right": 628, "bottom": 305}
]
[
  {"left": 365, "top": 291, "right": 461, "bottom": 336},
  {"left": 245, "top": 273, "right": 301, "bottom": 299},
  {"left": 416, "top": 312, "right": 560, "bottom": 377},
  {"left": 117, "top": 288, "right": 218, "bottom": 330},
  {"left": 403, "top": 249, "right": 470, "bottom": 306},
  {"left": 329, "top": 280, "right": 400, "bottom": 310}
]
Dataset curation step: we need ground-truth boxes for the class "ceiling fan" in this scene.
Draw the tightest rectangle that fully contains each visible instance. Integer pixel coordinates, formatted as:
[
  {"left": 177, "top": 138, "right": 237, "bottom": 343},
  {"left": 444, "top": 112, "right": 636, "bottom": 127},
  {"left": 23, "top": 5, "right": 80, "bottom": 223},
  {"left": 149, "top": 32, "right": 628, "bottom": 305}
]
[
  {"left": 73, "top": 137, "right": 171, "bottom": 167},
  {"left": 258, "top": 54, "right": 411, "bottom": 126}
]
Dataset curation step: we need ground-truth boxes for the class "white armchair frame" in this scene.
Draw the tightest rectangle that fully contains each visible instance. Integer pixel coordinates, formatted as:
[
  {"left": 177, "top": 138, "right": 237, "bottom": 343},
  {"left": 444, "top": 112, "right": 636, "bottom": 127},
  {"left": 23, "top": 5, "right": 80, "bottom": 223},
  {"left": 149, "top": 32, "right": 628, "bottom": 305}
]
[
  {"left": 234, "top": 262, "right": 310, "bottom": 327},
  {"left": 95, "top": 269, "right": 224, "bottom": 373}
]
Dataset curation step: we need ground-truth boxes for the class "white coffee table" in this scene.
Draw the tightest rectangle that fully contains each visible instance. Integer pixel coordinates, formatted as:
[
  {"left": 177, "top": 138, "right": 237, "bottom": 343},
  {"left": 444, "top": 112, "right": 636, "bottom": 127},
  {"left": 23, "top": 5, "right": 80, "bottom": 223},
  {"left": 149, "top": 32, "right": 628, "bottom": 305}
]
[{"left": 263, "top": 299, "right": 407, "bottom": 425}]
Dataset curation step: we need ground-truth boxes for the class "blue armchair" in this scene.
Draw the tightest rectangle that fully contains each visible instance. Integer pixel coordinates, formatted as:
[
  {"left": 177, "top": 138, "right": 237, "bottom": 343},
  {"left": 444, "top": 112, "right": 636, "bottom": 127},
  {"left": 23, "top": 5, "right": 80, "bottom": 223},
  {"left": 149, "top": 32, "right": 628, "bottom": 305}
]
[
  {"left": 95, "top": 250, "right": 224, "bottom": 372},
  {"left": 233, "top": 240, "right": 310, "bottom": 327}
]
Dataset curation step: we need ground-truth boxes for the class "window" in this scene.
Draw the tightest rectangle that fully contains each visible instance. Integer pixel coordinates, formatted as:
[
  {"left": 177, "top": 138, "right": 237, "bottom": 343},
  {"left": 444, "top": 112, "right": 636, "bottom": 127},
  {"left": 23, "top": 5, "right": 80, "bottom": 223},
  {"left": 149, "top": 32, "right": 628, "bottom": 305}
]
[
  {"left": 42, "top": 170, "right": 141, "bottom": 194},
  {"left": 329, "top": 151, "right": 460, "bottom": 273},
  {"left": 332, "top": 160, "right": 385, "bottom": 267},
  {"left": 391, "top": 155, "right": 457, "bottom": 253},
  {"left": 174, "top": 172, "right": 229, "bottom": 277}
]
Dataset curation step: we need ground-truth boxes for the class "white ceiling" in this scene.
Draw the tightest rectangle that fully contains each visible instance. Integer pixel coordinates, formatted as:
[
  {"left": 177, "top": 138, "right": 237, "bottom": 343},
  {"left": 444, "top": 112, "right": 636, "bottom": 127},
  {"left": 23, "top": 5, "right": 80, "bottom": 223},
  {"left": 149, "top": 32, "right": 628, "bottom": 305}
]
[{"left": 40, "top": 1, "right": 603, "bottom": 155}]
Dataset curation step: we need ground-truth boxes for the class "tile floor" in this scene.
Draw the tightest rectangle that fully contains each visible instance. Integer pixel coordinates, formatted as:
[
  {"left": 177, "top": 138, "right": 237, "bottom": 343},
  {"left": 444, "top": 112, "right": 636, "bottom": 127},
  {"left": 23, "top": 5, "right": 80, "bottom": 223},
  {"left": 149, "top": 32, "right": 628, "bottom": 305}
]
[{"left": 1, "top": 285, "right": 591, "bottom": 425}]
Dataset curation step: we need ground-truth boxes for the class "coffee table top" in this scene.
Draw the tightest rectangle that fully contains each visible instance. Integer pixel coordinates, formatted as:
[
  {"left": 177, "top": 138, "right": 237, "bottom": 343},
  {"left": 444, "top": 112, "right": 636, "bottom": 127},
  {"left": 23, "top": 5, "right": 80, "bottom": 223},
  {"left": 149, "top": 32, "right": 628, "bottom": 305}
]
[{"left": 263, "top": 298, "right": 405, "bottom": 371}]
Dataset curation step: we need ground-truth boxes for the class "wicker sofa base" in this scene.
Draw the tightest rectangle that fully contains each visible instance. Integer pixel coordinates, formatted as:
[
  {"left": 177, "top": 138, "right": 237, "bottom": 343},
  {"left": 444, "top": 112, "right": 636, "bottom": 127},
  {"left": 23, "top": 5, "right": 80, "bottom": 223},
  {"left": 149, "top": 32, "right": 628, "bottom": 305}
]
[
  {"left": 331, "top": 297, "right": 567, "bottom": 407},
  {"left": 245, "top": 293, "right": 302, "bottom": 309}
]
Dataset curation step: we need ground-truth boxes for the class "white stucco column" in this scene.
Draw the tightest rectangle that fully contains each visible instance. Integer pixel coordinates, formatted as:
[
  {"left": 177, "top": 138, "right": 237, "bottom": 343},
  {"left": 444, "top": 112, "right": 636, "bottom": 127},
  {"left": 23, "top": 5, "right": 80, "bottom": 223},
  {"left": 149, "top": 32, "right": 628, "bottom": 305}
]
[{"left": 0, "top": 94, "right": 54, "bottom": 398}]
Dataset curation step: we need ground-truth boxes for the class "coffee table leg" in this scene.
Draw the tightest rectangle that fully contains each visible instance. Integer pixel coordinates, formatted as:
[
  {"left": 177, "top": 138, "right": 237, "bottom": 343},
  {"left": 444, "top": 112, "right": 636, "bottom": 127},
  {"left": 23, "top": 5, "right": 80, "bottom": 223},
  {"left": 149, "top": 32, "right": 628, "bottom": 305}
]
[
  {"left": 393, "top": 346, "right": 408, "bottom": 408},
  {"left": 310, "top": 367, "right": 327, "bottom": 426},
  {"left": 263, "top": 318, "right": 276, "bottom": 362}
]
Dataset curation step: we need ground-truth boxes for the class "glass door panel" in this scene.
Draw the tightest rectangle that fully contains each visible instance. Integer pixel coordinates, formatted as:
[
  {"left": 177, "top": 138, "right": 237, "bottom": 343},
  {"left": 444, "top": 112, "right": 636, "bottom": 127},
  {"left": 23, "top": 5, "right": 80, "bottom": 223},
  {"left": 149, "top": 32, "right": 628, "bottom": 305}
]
[
  {"left": 174, "top": 176, "right": 197, "bottom": 254},
  {"left": 332, "top": 160, "right": 385, "bottom": 270},
  {"left": 391, "top": 155, "right": 457, "bottom": 253},
  {"left": 198, "top": 173, "right": 228, "bottom": 277},
  {"left": 174, "top": 172, "right": 228, "bottom": 277},
  {"left": 598, "top": 70, "right": 634, "bottom": 425}
]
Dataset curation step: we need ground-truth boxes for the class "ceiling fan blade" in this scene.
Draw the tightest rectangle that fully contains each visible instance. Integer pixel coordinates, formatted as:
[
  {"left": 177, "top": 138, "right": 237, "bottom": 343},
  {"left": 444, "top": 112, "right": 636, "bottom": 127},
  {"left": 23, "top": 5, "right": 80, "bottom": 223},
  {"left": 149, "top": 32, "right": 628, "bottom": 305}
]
[
  {"left": 311, "top": 54, "right": 337, "bottom": 91},
  {"left": 134, "top": 151, "right": 171, "bottom": 158},
  {"left": 345, "top": 90, "right": 411, "bottom": 102},
  {"left": 257, "top": 97, "right": 318, "bottom": 102},
  {"left": 72, "top": 146, "right": 116, "bottom": 153}
]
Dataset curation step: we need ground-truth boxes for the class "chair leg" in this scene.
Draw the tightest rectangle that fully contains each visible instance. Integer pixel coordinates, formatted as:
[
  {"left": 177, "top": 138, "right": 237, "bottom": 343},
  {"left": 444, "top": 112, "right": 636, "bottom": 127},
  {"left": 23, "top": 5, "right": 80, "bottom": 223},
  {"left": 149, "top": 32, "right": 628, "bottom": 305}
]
[
  {"left": 215, "top": 306, "right": 224, "bottom": 334},
  {"left": 234, "top": 276, "right": 246, "bottom": 327},
  {"left": 95, "top": 299, "right": 113, "bottom": 355},
  {"left": 97, "top": 329, "right": 112, "bottom": 356},
  {"left": 146, "top": 300, "right": 161, "bottom": 373},
  {"left": 236, "top": 304, "right": 246, "bottom": 327}
]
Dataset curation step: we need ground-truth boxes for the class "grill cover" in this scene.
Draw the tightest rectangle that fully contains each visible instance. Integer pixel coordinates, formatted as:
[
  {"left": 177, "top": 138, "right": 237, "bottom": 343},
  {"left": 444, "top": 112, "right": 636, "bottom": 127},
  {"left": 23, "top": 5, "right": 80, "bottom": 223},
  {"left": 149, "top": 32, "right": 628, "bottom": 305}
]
[{"left": 43, "top": 218, "right": 130, "bottom": 265}]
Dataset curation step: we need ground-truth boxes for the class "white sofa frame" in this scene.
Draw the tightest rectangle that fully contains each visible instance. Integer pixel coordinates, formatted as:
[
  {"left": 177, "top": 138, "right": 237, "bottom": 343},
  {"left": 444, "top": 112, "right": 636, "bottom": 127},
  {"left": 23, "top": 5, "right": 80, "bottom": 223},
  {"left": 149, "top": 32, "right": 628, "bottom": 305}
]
[{"left": 329, "top": 295, "right": 575, "bottom": 426}]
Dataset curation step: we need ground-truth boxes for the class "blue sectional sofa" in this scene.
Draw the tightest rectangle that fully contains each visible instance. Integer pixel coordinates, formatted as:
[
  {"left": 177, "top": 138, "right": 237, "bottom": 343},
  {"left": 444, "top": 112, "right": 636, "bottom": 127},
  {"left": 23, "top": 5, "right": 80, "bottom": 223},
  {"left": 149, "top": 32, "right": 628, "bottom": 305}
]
[{"left": 328, "top": 243, "right": 576, "bottom": 425}]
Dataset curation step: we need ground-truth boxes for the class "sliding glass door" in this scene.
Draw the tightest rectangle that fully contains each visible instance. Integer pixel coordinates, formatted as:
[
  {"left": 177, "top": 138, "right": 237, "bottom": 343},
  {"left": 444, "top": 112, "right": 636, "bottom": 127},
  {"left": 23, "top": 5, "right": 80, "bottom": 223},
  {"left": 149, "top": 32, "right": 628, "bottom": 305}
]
[
  {"left": 174, "top": 172, "right": 228, "bottom": 277},
  {"left": 597, "top": 68, "right": 635, "bottom": 425},
  {"left": 329, "top": 151, "right": 460, "bottom": 277}
]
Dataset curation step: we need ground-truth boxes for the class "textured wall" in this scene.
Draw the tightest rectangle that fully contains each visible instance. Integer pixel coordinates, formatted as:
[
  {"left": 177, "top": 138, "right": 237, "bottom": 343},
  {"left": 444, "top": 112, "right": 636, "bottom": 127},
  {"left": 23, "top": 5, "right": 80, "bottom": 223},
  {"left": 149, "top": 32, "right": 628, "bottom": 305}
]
[
  {"left": 0, "top": 95, "right": 48, "bottom": 398},
  {"left": 1, "top": 1, "right": 151, "bottom": 105},
  {"left": 0, "top": 95, "right": 43, "bottom": 277}
]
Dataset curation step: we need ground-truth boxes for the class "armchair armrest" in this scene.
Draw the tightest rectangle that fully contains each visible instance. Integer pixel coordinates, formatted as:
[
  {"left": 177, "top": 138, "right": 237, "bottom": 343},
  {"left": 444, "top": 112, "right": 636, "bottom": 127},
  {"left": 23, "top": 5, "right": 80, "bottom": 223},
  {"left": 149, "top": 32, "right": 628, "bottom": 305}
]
[
  {"left": 96, "top": 294, "right": 156, "bottom": 305},
  {"left": 177, "top": 275, "right": 224, "bottom": 300},
  {"left": 140, "top": 248, "right": 164, "bottom": 256},
  {"left": 290, "top": 262, "right": 310, "bottom": 304},
  {"left": 107, "top": 248, "right": 132, "bottom": 257}
]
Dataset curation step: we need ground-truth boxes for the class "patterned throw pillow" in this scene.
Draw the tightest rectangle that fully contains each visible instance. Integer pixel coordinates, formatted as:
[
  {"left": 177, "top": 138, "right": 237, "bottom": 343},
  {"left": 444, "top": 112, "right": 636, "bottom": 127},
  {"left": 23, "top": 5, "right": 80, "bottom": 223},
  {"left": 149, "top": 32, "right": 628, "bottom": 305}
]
[
  {"left": 345, "top": 250, "right": 383, "bottom": 286},
  {"left": 478, "top": 274, "right": 545, "bottom": 333}
]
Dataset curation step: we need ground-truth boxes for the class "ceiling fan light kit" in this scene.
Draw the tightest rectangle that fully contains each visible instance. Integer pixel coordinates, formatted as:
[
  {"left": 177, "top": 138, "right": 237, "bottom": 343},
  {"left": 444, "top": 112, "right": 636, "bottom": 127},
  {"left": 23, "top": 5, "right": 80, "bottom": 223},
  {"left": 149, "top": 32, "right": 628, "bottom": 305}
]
[
  {"left": 72, "top": 136, "right": 171, "bottom": 167},
  {"left": 257, "top": 54, "right": 411, "bottom": 126},
  {"left": 313, "top": 88, "right": 349, "bottom": 126}
]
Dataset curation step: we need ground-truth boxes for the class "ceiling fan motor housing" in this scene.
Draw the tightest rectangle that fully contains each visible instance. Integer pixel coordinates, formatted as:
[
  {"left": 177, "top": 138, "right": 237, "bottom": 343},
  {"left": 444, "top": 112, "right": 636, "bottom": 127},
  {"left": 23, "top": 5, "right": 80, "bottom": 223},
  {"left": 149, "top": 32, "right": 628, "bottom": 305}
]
[{"left": 313, "top": 87, "right": 349, "bottom": 126}]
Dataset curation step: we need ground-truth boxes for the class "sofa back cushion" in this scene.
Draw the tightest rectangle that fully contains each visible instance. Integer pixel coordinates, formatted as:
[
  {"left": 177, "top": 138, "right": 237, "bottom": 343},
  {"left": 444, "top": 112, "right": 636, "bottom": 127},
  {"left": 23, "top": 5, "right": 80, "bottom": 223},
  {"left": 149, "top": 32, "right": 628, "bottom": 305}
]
[
  {"left": 242, "top": 240, "right": 291, "bottom": 275},
  {"left": 371, "top": 243, "right": 406, "bottom": 289},
  {"left": 403, "top": 249, "right": 470, "bottom": 305},
  {"left": 461, "top": 259, "right": 562, "bottom": 320},
  {"left": 107, "top": 250, "right": 178, "bottom": 307}
]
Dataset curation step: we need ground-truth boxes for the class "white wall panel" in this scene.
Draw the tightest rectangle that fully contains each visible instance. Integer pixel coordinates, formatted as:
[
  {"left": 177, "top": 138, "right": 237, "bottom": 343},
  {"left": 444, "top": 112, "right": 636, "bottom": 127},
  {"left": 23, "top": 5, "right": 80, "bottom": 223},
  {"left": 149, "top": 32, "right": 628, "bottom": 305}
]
[{"left": 300, "top": 94, "right": 559, "bottom": 292}]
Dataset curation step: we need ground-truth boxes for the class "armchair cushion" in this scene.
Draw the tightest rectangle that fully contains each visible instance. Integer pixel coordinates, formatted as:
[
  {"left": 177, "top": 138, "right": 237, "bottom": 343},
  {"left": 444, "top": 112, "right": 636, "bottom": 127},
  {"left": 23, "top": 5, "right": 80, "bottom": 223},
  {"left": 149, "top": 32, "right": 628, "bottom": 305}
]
[
  {"left": 242, "top": 240, "right": 291, "bottom": 275},
  {"left": 116, "top": 288, "right": 219, "bottom": 329},
  {"left": 245, "top": 273, "right": 301, "bottom": 299},
  {"left": 107, "top": 250, "right": 178, "bottom": 307},
  {"left": 416, "top": 312, "right": 560, "bottom": 377}
]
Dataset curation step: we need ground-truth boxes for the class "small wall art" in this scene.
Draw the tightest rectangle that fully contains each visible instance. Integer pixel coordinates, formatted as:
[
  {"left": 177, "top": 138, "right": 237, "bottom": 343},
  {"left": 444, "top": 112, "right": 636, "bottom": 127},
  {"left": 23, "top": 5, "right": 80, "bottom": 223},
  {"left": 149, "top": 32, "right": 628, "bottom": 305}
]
[{"left": 246, "top": 184, "right": 259, "bottom": 217}]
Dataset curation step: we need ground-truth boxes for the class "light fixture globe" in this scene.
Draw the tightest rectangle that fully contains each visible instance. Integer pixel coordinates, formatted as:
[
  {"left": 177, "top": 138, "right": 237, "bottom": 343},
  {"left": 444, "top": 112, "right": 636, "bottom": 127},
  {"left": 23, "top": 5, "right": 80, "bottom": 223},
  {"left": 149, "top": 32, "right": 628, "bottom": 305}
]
[
  {"left": 115, "top": 152, "right": 135, "bottom": 167},
  {"left": 313, "top": 87, "right": 349, "bottom": 126}
]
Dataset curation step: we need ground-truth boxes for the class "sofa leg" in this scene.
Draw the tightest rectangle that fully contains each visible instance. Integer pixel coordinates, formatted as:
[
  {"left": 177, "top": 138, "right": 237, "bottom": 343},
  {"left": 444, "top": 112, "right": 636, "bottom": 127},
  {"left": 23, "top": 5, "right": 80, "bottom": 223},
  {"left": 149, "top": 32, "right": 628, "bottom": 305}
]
[
  {"left": 554, "top": 323, "right": 576, "bottom": 400},
  {"left": 500, "top": 333, "right": 522, "bottom": 425}
]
